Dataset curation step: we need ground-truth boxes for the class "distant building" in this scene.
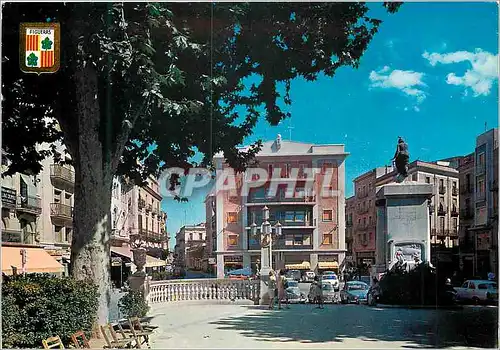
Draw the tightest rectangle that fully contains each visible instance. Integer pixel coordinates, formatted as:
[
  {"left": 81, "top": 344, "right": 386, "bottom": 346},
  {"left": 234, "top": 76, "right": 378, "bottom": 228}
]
[
  {"left": 457, "top": 152, "right": 475, "bottom": 277},
  {"left": 175, "top": 223, "right": 206, "bottom": 273},
  {"left": 206, "top": 134, "right": 349, "bottom": 278}
]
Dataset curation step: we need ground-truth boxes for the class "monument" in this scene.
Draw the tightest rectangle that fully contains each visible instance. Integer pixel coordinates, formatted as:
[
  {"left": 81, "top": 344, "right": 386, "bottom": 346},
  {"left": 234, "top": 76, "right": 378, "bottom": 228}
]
[{"left": 372, "top": 137, "right": 433, "bottom": 282}]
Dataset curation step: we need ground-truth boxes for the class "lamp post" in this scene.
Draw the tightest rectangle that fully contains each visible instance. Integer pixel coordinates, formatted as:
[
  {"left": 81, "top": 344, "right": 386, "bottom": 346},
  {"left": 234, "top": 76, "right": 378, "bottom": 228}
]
[{"left": 250, "top": 206, "right": 283, "bottom": 305}]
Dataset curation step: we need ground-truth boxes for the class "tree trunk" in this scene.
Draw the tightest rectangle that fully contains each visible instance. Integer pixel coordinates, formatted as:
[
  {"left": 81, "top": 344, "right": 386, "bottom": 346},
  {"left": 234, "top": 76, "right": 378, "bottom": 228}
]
[{"left": 69, "top": 62, "right": 113, "bottom": 325}]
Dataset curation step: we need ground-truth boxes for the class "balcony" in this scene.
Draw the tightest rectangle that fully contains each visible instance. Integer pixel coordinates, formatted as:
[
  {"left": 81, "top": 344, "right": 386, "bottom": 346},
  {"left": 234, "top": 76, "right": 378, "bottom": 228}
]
[
  {"left": 138, "top": 198, "right": 146, "bottom": 209},
  {"left": 356, "top": 224, "right": 368, "bottom": 231},
  {"left": 476, "top": 164, "right": 486, "bottom": 175},
  {"left": 146, "top": 204, "right": 152, "bottom": 212},
  {"left": 50, "top": 203, "right": 73, "bottom": 219},
  {"left": 438, "top": 186, "right": 446, "bottom": 195},
  {"left": 437, "top": 205, "right": 447, "bottom": 216},
  {"left": 460, "top": 184, "right": 473, "bottom": 194},
  {"left": 450, "top": 207, "right": 459, "bottom": 217},
  {"left": 356, "top": 206, "right": 370, "bottom": 214},
  {"left": 132, "top": 229, "right": 167, "bottom": 243},
  {"left": 50, "top": 164, "right": 75, "bottom": 192},
  {"left": 1, "top": 187, "right": 17, "bottom": 209},
  {"left": 460, "top": 208, "right": 474, "bottom": 220},
  {"left": 18, "top": 195, "right": 42, "bottom": 215},
  {"left": 247, "top": 195, "right": 316, "bottom": 205},
  {"left": 358, "top": 191, "right": 369, "bottom": 199},
  {"left": 346, "top": 221, "right": 353, "bottom": 227},
  {"left": 452, "top": 187, "right": 458, "bottom": 196},
  {"left": 431, "top": 229, "right": 459, "bottom": 238}
]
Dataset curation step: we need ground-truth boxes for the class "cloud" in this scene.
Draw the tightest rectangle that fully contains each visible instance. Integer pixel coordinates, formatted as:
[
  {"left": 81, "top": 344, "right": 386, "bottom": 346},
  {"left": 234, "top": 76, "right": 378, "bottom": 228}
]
[
  {"left": 422, "top": 49, "right": 498, "bottom": 96},
  {"left": 369, "top": 66, "right": 427, "bottom": 104}
]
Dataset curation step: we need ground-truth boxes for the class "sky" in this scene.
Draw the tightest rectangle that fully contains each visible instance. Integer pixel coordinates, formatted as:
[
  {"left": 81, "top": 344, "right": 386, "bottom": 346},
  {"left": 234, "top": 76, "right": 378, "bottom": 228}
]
[{"left": 163, "top": 2, "right": 499, "bottom": 249}]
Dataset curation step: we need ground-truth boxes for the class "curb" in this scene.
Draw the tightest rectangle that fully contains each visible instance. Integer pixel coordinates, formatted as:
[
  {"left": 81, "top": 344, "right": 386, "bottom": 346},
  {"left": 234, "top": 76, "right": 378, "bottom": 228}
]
[{"left": 376, "top": 304, "right": 464, "bottom": 310}]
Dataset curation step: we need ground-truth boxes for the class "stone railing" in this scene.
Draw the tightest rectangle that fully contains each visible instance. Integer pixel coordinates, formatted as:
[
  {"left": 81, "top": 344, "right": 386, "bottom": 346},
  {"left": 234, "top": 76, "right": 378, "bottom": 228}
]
[{"left": 148, "top": 278, "right": 260, "bottom": 304}]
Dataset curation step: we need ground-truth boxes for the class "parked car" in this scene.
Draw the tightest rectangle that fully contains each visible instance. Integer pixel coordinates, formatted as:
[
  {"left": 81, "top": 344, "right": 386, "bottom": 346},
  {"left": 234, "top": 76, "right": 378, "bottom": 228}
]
[
  {"left": 301, "top": 270, "right": 316, "bottom": 283},
  {"left": 286, "top": 269, "right": 302, "bottom": 282},
  {"left": 340, "top": 281, "right": 369, "bottom": 304},
  {"left": 321, "top": 273, "right": 340, "bottom": 291},
  {"left": 283, "top": 280, "right": 306, "bottom": 303},
  {"left": 307, "top": 282, "right": 339, "bottom": 303},
  {"left": 455, "top": 280, "right": 498, "bottom": 305}
]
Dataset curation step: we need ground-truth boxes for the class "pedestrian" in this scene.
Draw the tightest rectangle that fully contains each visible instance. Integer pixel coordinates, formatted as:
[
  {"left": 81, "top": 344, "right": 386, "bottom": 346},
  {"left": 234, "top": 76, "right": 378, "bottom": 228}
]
[
  {"left": 267, "top": 270, "right": 277, "bottom": 310},
  {"left": 312, "top": 276, "right": 324, "bottom": 309},
  {"left": 277, "top": 269, "right": 290, "bottom": 310}
]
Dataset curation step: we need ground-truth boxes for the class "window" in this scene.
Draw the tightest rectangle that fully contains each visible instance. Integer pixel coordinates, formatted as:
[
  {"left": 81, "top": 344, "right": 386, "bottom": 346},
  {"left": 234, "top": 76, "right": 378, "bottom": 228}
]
[
  {"left": 439, "top": 217, "right": 445, "bottom": 231},
  {"left": 138, "top": 215, "right": 143, "bottom": 230},
  {"left": 452, "top": 199, "right": 457, "bottom": 211},
  {"left": 477, "top": 178, "right": 485, "bottom": 194},
  {"left": 298, "top": 163, "right": 306, "bottom": 178},
  {"left": 368, "top": 216, "right": 372, "bottom": 225},
  {"left": 285, "top": 211, "right": 295, "bottom": 222},
  {"left": 293, "top": 235, "right": 304, "bottom": 245},
  {"left": 227, "top": 212, "right": 238, "bottom": 223},
  {"left": 228, "top": 234, "right": 239, "bottom": 246},
  {"left": 439, "top": 179, "right": 444, "bottom": 187},
  {"left": 65, "top": 228, "right": 72, "bottom": 242},
  {"left": 425, "top": 177, "right": 430, "bottom": 184},
  {"left": 412, "top": 173, "right": 418, "bottom": 181},
  {"left": 54, "top": 225, "right": 63, "bottom": 242},
  {"left": 322, "top": 209, "right": 333, "bottom": 221},
  {"left": 286, "top": 164, "right": 291, "bottom": 178},
  {"left": 478, "top": 152, "right": 485, "bottom": 165},
  {"left": 322, "top": 233, "right": 332, "bottom": 245},
  {"left": 452, "top": 218, "right": 458, "bottom": 230},
  {"left": 189, "top": 233, "right": 193, "bottom": 241},
  {"left": 461, "top": 281, "right": 469, "bottom": 288},
  {"left": 368, "top": 200, "right": 372, "bottom": 208},
  {"left": 363, "top": 217, "right": 366, "bottom": 227},
  {"left": 268, "top": 164, "right": 273, "bottom": 177},
  {"left": 468, "top": 282, "right": 476, "bottom": 289},
  {"left": 294, "top": 211, "right": 305, "bottom": 222},
  {"left": 452, "top": 182, "right": 457, "bottom": 189}
]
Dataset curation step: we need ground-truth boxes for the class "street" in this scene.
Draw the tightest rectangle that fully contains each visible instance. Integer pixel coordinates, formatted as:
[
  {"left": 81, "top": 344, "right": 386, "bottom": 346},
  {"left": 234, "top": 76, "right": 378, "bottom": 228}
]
[{"left": 149, "top": 301, "right": 498, "bottom": 348}]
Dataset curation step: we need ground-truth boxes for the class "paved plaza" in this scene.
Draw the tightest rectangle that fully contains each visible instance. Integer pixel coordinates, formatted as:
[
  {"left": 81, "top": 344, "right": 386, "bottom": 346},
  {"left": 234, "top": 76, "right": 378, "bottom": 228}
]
[{"left": 147, "top": 301, "right": 498, "bottom": 349}]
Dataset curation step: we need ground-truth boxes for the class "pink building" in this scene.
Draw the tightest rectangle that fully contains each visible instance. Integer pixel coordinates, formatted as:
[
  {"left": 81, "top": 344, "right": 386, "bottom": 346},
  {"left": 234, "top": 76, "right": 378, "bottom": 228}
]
[{"left": 206, "top": 135, "right": 348, "bottom": 278}]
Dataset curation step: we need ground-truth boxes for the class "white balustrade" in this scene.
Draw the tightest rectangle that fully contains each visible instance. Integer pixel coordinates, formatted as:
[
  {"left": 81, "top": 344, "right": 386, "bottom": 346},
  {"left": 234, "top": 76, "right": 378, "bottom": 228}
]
[{"left": 148, "top": 278, "right": 261, "bottom": 304}]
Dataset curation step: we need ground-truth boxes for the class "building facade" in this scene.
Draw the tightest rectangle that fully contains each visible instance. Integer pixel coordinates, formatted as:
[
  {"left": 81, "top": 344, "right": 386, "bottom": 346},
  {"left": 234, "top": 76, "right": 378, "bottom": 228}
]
[
  {"left": 469, "top": 129, "right": 498, "bottom": 277},
  {"left": 174, "top": 223, "right": 206, "bottom": 273},
  {"left": 457, "top": 153, "right": 475, "bottom": 277},
  {"left": 207, "top": 135, "right": 349, "bottom": 278}
]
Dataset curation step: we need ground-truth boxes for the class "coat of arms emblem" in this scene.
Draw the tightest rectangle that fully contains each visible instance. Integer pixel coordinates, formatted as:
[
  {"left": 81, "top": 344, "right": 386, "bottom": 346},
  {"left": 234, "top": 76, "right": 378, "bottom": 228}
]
[{"left": 20, "top": 22, "right": 60, "bottom": 74}]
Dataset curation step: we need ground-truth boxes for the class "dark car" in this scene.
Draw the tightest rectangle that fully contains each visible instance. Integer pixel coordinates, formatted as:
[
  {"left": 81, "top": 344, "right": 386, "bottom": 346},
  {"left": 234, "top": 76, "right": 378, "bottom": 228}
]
[{"left": 340, "top": 281, "right": 369, "bottom": 304}]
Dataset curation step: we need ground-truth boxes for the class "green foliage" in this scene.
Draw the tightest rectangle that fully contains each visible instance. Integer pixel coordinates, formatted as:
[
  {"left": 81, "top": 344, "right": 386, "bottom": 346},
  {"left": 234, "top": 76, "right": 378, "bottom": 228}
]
[
  {"left": 1, "top": 273, "right": 99, "bottom": 348},
  {"left": 118, "top": 290, "right": 150, "bottom": 318},
  {"left": 378, "top": 263, "right": 451, "bottom": 306},
  {"left": 151, "top": 270, "right": 172, "bottom": 281}
]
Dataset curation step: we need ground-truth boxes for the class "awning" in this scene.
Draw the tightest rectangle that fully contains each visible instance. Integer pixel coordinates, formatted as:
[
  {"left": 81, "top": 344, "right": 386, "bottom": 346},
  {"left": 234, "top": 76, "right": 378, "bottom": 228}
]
[
  {"left": 318, "top": 261, "right": 339, "bottom": 269},
  {"left": 285, "top": 261, "right": 311, "bottom": 270},
  {"left": 110, "top": 246, "right": 133, "bottom": 260},
  {"left": 2, "top": 246, "right": 64, "bottom": 275},
  {"left": 145, "top": 255, "right": 166, "bottom": 268}
]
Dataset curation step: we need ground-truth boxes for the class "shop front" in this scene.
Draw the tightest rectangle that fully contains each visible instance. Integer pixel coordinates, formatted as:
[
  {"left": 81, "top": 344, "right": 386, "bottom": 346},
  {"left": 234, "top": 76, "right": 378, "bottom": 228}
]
[
  {"left": 317, "top": 254, "right": 339, "bottom": 273},
  {"left": 224, "top": 255, "right": 243, "bottom": 276},
  {"left": 284, "top": 254, "right": 311, "bottom": 271}
]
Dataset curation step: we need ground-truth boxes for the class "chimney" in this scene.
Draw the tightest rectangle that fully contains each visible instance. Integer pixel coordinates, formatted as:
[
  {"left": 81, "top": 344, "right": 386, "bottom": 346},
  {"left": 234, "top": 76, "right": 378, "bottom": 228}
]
[{"left": 275, "top": 134, "right": 282, "bottom": 150}]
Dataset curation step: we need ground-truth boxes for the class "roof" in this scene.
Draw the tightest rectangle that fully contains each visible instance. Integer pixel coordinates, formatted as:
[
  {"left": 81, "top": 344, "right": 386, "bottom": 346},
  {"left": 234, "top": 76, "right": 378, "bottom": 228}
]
[
  {"left": 2, "top": 246, "right": 64, "bottom": 275},
  {"left": 214, "top": 138, "right": 348, "bottom": 159}
]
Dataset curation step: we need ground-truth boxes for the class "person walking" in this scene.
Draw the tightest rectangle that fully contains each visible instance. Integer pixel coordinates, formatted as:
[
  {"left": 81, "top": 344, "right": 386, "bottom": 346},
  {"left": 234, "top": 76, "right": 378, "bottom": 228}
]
[
  {"left": 277, "top": 269, "right": 290, "bottom": 309},
  {"left": 312, "top": 276, "right": 324, "bottom": 309},
  {"left": 267, "top": 270, "right": 277, "bottom": 310}
]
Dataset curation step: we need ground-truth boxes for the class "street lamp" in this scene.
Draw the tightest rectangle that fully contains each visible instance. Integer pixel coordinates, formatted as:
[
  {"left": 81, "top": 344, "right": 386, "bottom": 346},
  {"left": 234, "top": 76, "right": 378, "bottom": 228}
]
[{"left": 249, "top": 206, "right": 283, "bottom": 305}]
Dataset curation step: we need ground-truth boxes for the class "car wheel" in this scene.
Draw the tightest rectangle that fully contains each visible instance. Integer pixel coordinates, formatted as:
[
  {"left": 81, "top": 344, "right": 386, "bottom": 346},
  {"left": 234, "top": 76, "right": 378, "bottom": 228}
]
[{"left": 472, "top": 297, "right": 480, "bottom": 305}]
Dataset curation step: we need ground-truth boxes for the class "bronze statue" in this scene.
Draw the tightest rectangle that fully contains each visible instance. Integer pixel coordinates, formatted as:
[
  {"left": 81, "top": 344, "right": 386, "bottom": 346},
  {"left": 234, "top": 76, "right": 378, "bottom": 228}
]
[{"left": 393, "top": 136, "right": 409, "bottom": 178}]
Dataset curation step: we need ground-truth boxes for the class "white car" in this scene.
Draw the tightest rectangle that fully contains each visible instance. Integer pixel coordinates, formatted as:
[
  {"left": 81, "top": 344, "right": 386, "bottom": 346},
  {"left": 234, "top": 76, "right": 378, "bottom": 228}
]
[
  {"left": 455, "top": 280, "right": 498, "bottom": 304},
  {"left": 321, "top": 273, "right": 340, "bottom": 291}
]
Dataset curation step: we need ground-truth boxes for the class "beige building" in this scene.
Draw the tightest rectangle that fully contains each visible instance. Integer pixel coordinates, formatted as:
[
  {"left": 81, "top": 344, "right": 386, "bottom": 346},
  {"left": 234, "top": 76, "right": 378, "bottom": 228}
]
[
  {"left": 457, "top": 153, "right": 475, "bottom": 276},
  {"left": 174, "top": 223, "right": 206, "bottom": 273}
]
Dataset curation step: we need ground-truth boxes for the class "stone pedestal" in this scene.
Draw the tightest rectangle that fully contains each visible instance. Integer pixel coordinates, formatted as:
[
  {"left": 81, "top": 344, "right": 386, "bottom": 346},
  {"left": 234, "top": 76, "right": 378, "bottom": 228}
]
[{"left": 373, "top": 179, "right": 433, "bottom": 280}]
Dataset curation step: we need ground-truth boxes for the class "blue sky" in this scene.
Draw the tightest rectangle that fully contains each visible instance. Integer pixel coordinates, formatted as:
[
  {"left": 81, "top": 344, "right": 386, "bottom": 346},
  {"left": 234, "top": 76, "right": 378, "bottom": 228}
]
[{"left": 163, "top": 2, "right": 499, "bottom": 249}]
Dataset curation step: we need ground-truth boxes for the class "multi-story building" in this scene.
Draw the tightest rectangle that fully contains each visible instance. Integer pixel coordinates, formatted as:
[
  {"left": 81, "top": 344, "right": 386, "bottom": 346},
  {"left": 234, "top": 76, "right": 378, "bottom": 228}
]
[
  {"left": 344, "top": 196, "right": 355, "bottom": 258},
  {"left": 348, "top": 166, "right": 393, "bottom": 270},
  {"left": 468, "top": 128, "right": 498, "bottom": 277},
  {"left": 174, "top": 223, "right": 206, "bottom": 273},
  {"left": 207, "top": 134, "right": 349, "bottom": 278},
  {"left": 1, "top": 149, "right": 42, "bottom": 245},
  {"left": 458, "top": 153, "right": 475, "bottom": 277},
  {"left": 203, "top": 192, "right": 217, "bottom": 274}
]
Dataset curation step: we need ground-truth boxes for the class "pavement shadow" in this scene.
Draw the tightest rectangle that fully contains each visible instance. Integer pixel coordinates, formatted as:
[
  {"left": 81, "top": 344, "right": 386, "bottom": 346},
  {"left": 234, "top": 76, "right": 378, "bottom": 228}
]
[{"left": 209, "top": 304, "right": 498, "bottom": 348}]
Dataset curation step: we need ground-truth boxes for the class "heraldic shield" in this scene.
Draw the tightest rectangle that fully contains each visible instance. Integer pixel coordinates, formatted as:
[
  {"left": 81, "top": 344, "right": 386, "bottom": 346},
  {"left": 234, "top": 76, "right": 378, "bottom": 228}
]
[{"left": 20, "top": 22, "right": 60, "bottom": 74}]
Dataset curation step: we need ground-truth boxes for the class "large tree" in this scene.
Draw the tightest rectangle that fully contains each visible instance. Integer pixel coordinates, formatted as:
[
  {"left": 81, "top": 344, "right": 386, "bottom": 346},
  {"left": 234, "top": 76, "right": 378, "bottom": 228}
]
[{"left": 2, "top": 2, "right": 401, "bottom": 322}]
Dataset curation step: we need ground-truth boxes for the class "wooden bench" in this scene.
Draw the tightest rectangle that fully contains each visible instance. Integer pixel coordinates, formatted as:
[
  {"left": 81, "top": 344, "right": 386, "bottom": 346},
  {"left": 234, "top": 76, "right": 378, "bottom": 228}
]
[
  {"left": 42, "top": 335, "right": 64, "bottom": 349},
  {"left": 127, "top": 317, "right": 154, "bottom": 349}
]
